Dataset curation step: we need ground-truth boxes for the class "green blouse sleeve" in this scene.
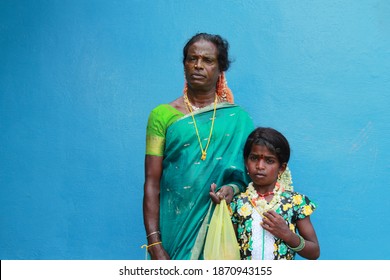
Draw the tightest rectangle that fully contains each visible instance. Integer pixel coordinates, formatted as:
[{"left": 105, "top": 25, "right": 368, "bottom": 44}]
[{"left": 145, "top": 104, "right": 184, "bottom": 156}]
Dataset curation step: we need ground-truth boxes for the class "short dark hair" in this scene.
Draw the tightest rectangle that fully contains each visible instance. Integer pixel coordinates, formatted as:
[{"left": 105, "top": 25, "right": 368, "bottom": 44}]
[
  {"left": 243, "top": 127, "right": 290, "bottom": 166},
  {"left": 182, "top": 33, "right": 231, "bottom": 71}
]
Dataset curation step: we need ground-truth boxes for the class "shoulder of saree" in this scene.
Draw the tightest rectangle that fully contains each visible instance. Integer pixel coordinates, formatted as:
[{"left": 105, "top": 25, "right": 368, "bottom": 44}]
[
  {"left": 199, "top": 102, "right": 237, "bottom": 112},
  {"left": 170, "top": 102, "right": 249, "bottom": 136},
  {"left": 177, "top": 102, "right": 239, "bottom": 119},
  {"left": 146, "top": 104, "right": 185, "bottom": 156},
  {"left": 150, "top": 104, "right": 185, "bottom": 118}
]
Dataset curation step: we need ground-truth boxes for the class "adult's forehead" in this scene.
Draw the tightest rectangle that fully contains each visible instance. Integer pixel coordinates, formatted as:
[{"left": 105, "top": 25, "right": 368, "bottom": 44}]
[{"left": 186, "top": 40, "right": 218, "bottom": 55}]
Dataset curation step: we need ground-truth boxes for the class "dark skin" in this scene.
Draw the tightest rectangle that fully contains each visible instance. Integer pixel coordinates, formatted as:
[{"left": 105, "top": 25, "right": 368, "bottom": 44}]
[
  {"left": 143, "top": 39, "right": 233, "bottom": 260},
  {"left": 143, "top": 155, "right": 169, "bottom": 259},
  {"left": 233, "top": 144, "right": 320, "bottom": 259},
  {"left": 262, "top": 210, "right": 320, "bottom": 259}
]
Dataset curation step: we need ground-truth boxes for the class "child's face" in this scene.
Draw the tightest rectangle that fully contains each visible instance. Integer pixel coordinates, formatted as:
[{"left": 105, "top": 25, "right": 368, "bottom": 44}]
[{"left": 245, "top": 144, "right": 285, "bottom": 190}]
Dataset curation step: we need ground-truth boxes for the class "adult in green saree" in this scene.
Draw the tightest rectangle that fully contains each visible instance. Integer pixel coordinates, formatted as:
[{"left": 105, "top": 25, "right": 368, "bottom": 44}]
[{"left": 143, "top": 33, "right": 254, "bottom": 259}]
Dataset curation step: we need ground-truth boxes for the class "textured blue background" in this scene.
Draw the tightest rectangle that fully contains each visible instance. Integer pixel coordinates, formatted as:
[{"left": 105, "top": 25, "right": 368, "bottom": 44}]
[{"left": 1, "top": 0, "right": 389, "bottom": 260}]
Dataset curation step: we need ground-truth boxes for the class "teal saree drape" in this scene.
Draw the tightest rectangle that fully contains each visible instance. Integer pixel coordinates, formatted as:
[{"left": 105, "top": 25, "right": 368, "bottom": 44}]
[{"left": 159, "top": 103, "right": 254, "bottom": 259}]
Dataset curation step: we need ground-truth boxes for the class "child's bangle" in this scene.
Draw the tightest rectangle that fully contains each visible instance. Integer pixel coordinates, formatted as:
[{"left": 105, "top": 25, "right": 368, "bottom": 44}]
[{"left": 289, "top": 235, "right": 305, "bottom": 252}]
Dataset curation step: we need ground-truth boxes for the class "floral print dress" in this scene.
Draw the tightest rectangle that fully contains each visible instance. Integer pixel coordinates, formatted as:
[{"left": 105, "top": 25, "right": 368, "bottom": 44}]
[{"left": 230, "top": 186, "right": 316, "bottom": 260}]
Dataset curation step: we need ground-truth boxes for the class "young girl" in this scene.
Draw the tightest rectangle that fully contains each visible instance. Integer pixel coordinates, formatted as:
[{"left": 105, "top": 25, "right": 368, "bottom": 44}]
[{"left": 230, "top": 127, "right": 320, "bottom": 260}]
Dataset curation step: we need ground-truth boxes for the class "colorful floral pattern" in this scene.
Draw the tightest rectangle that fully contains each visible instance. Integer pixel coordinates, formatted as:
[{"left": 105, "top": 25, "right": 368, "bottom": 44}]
[{"left": 230, "top": 188, "right": 316, "bottom": 260}]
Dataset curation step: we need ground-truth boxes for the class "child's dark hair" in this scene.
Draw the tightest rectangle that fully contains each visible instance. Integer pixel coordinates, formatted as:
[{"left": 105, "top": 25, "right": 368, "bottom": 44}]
[{"left": 243, "top": 127, "right": 290, "bottom": 166}]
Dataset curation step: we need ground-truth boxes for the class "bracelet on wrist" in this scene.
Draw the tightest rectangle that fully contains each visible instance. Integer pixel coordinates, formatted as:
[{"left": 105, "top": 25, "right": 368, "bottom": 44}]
[
  {"left": 147, "top": 241, "right": 162, "bottom": 250},
  {"left": 141, "top": 241, "right": 162, "bottom": 260},
  {"left": 289, "top": 235, "right": 305, "bottom": 252},
  {"left": 227, "top": 184, "right": 240, "bottom": 196},
  {"left": 146, "top": 231, "right": 160, "bottom": 239}
]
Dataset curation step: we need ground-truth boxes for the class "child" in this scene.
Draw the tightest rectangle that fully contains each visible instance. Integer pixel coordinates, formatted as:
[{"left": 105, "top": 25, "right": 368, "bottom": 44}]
[{"left": 230, "top": 127, "right": 320, "bottom": 260}]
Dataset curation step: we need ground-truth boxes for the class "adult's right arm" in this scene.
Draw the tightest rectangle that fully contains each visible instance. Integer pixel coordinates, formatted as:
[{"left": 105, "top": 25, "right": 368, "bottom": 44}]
[{"left": 143, "top": 155, "right": 170, "bottom": 260}]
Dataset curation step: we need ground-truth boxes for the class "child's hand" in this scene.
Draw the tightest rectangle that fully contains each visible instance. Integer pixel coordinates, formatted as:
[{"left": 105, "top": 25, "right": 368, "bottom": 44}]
[{"left": 261, "top": 210, "right": 291, "bottom": 240}]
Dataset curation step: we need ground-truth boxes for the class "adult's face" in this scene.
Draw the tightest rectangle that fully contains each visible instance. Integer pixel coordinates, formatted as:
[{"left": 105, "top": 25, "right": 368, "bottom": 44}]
[{"left": 184, "top": 39, "right": 221, "bottom": 92}]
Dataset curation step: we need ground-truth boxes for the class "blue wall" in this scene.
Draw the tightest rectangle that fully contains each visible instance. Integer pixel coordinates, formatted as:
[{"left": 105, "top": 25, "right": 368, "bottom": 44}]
[{"left": 1, "top": 0, "right": 389, "bottom": 260}]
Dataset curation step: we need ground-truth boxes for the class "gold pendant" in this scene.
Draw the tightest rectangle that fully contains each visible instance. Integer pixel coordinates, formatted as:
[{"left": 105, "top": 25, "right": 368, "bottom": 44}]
[{"left": 201, "top": 151, "right": 207, "bottom": 160}]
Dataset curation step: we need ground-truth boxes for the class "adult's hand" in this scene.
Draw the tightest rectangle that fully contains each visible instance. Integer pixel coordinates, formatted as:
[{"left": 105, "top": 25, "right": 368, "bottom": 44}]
[
  {"left": 148, "top": 245, "right": 170, "bottom": 260},
  {"left": 209, "top": 183, "right": 234, "bottom": 204}
]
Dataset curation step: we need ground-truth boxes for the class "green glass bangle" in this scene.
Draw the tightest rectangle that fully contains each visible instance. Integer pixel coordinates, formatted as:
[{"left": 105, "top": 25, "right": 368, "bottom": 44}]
[
  {"left": 289, "top": 235, "right": 305, "bottom": 252},
  {"left": 227, "top": 184, "right": 240, "bottom": 195}
]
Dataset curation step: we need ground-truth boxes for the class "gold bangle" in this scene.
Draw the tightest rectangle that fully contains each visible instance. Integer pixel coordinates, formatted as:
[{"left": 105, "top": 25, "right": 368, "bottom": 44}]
[
  {"left": 146, "top": 241, "right": 162, "bottom": 250},
  {"left": 140, "top": 241, "right": 162, "bottom": 260}
]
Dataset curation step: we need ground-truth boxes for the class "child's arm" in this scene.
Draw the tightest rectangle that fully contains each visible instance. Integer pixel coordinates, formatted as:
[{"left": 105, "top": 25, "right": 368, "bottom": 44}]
[
  {"left": 262, "top": 211, "right": 320, "bottom": 259},
  {"left": 293, "top": 216, "right": 320, "bottom": 259}
]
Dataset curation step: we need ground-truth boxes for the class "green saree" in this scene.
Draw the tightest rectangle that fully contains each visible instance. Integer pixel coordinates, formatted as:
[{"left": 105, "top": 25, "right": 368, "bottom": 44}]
[{"left": 146, "top": 102, "right": 254, "bottom": 259}]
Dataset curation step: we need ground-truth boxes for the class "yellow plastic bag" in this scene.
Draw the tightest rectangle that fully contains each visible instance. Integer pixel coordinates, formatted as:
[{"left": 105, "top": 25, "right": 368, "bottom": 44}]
[{"left": 204, "top": 200, "right": 240, "bottom": 260}]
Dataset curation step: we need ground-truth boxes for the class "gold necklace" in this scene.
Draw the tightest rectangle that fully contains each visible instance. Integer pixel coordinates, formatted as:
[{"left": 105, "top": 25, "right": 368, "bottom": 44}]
[{"left": 183, "top": 92, "right": 217, "bottom": 161}]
